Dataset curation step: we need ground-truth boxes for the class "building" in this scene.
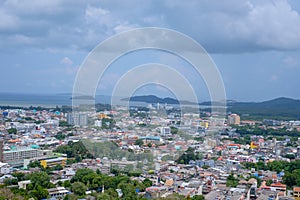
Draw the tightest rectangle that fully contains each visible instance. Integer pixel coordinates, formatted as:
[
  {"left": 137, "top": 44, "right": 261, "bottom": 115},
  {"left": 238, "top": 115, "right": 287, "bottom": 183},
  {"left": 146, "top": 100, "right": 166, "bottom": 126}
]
[
  {"left": 0, "top": 140, "right": 3, "bottom": 162},
  {"left": 158, "top": 126, "right": 171, "bottom": 136},
  {"left": 228, "top": 114, "right": 240, "bottom": 125},
  {"left": 297, "top": 146, "right": 300, "bottom": 159},
  {"left": 18, "top": 180, "right": 31, "bottom": 189},
  {"left": 3, "top": 147, "right": 43, "bottom": 167},
  {"left": 0, "top": 162, "right": 10, "bottom": 174},
  {"left": 47, "top": 187, "right": 70, "bottom": 198},
  {"left": 294, "top": 186, "right": 300, "bottom": 200},
  {"left": 40, "top": 157, "right": 67, "bottom": 168},
  {"left": 67, "top": 112, "right": 88, "bottom": 126}
]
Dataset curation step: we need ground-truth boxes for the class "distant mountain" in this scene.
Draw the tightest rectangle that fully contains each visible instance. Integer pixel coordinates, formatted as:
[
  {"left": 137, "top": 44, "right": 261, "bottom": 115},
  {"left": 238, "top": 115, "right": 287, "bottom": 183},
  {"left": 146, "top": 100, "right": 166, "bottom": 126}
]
[
  {"left": 121, "top": 95, "right": 180, "bottom": 104},
  {"left": 228, "top": 97, "right": 300, "bottom": 120},
  {"left": 122, "top": 95, "right": 300, "bottom": 120}
]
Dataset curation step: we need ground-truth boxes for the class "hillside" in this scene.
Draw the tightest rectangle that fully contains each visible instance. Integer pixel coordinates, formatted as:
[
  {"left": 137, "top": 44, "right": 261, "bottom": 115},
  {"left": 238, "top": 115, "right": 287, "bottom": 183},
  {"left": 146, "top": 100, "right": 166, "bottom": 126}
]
[
  {"left": 122, "top": 95, "right": 300, "bottom": 120},
  {"left": 228, "top": 97, "right": 300, "bottom": 120}
]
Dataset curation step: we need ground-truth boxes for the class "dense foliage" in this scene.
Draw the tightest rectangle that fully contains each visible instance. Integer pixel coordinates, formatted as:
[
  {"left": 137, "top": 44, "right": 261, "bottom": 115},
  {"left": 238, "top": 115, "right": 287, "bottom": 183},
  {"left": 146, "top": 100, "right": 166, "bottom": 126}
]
[
  {"left": 242, "top": 160, "right": 300, "bottom": 188},
  {"left": 176, "top": 148, "right": 202, "bottom": 164}
]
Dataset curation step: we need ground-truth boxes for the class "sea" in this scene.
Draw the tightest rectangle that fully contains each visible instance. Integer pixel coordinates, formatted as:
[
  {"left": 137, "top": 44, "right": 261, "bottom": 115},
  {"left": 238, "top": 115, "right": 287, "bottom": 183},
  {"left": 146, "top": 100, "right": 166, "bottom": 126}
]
[
  {"left": 0, "top": 93, "right": 162, "bottom": 108},
  {"left": 0, "top": 93, "right": 112, "bottom": 107},
  {"left": 0, "top": 93, "right": 222, "bottom": 110}
]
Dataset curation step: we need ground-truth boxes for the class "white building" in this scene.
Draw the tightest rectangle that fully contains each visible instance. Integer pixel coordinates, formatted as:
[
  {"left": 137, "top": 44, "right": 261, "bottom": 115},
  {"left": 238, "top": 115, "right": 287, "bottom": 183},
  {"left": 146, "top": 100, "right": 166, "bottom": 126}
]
[
  {"left": 0, "top": 162, "right": 10, "bottom": 174},
  {"left": 67, "top": 113, "right": 88, "bottom": 126}
]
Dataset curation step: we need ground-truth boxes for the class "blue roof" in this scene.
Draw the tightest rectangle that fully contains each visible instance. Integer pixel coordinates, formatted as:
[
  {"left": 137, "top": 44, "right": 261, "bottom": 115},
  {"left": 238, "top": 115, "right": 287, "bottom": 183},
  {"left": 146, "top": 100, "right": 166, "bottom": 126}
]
[
  {"left": 140, "top": 136, "right": 160, "bottom": 141},
  {"left": 31, "top": 144, "right": 40, "bottom": 149}
]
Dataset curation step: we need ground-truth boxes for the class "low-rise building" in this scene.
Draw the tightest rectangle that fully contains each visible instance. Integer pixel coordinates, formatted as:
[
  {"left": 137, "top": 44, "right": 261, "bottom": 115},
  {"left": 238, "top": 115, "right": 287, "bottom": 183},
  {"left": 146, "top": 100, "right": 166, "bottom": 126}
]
[{"left": 40, "top": 157, "right": 67, "bottom": 168}]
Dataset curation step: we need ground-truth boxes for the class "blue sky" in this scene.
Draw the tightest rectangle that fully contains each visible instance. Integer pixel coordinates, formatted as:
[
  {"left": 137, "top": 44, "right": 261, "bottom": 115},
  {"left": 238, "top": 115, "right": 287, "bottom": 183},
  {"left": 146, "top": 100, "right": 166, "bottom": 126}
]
[{"left": 1, "top": 0, "right": 300, "bottom": 101}]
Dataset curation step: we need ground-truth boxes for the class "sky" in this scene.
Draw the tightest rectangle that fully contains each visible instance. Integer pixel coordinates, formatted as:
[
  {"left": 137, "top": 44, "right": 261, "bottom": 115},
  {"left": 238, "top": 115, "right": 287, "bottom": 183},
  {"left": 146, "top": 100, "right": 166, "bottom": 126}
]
[{"left": 1, "top": 0, "right": 300, "bottom": 102}]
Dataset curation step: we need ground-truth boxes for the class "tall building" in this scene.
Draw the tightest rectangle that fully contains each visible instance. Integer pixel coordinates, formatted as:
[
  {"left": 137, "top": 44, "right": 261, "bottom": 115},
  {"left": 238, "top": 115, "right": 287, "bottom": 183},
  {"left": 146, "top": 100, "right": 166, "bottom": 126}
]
[
  {"left": 228, "top": 114, "right": 240, "bottom": 125},
  {"left": 0, "top": 139, "right": 3, "bottom": 162},
  {"left": 297, "top": 146, "right": 300, "bottom": 159},
  {"left": 67, "top": 112, "right": 88, "bottom": 126}
]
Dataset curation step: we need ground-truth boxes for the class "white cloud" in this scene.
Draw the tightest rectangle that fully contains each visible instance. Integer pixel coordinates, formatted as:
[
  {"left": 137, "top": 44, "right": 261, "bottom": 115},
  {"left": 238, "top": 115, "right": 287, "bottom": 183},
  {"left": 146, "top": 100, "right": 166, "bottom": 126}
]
[
  {"left": 0, "top": 9, "right": 19, "bottom": 30},
  {"left": 60, "top": 57, "right": 73, "bottom": 66},
  {"left": 1, "top": 0, "right": 300, "bottom": 53}
]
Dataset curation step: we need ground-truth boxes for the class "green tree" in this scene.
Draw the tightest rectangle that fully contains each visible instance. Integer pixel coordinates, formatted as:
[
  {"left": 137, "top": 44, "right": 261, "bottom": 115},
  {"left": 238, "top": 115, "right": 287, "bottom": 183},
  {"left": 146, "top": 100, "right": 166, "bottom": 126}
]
[
  {"left": 191, "top": 195, "right": 205, "bottom": 200},
  {"left": 7, "top": 128, "right": 17, "bottom": 134},
  {"left": 226, "top": 174, "right": 238, "bottom": 188},
  {"left": 176, "top": 148, "right": 202, "bottom": 164},
  {"left": 27, "top": 160, "right": 41, "bottom": 168},
  {"left": 64, "top": 194, "right": 78, "bottom": 200},
  {"left": 29, "top": 186, "right": 49, "bottom": 200},
  {"left": 266, "top": 179, "right": 273, "bottom": 186},
  {"left": 71, "top": 182, "right": 87, "bottom": 196},
  {"left": 63, "top": 180, "right": 72, "bottom": 188},
  {"left": 71, "top": 168, "right": 95, "bottom": 183},
  {"left": 142, "top": 178, "right": 152, "bottom": 188},
  {"left": 55, "top": 132, "right": 66, "bottom": 140},
  {"left": 12, "top": 172, "right": 26, "bottom": 181},
  {"left": 134, "top": 139, "right": 144, "bottom": 146},
  {"left": 170, "top": 126, "right": 178, "bottom": 134},
  {"left": 29, "top": 171, "right": 50, "bottom": 189},
  {"left": 117, "top": 182, "right": 137, "bottom": 200}
]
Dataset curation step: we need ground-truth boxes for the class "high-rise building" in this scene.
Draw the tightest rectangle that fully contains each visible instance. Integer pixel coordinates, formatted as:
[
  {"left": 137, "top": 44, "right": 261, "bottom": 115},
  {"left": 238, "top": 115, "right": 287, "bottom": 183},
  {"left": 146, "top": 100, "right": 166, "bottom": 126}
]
[
  {"left": 0, "top": 139, "right": 3, "bottom": 162},
  {"left": 228, "top": 114, "right": 241, "bottom": 125},
  {"left": 297, "top": 146, "right": 300, "bottom": 159},
  {"left": 67, "top": 112, "right": 88, "bottom": 126}
]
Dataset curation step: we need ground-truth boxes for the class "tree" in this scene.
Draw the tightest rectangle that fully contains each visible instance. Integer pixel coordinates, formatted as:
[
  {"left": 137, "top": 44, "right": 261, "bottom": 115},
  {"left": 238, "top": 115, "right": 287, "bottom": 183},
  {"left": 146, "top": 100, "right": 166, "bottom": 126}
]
[
  {"left": 7, "top": 127, "right": 17, "bottom": 134},
  {"left": 170, "top": 126, "right": 178, "bottom": 134},
  {"left": 117, "top": 182, "right": 137, "bottom": 200},
  {"left": 176, "top": 148, "right": 202, "bottom": 164},
  {"left": 191, "top": 195, "right": 205, "bottom": 200},
  {"left": 64, "top": 194, "right": 78, "bottom": 200},
  {"left": 55, "top": 132, "right": 66, "bottom": 140},
  {"left": 71, "top": 182, "right": 87, "bottom": 196},
  {"left": 71, "top": 168, "right": 95, "bottom": 183},
  {"left": 142, "top": 178, "right": 152, "bottom": 188},
  {"left": 97, "top": 193, "right": 113, "bottom": 200},
  {"left": 63, "top": 180, "right": 72, "bottom": 188},
  {"left": 29, "top": 171, "right": 50, "bottom": 189},
  {"left": 134, "top": 139, "right": 144, "bottom": 146},
  {"left": 11, "top": 172, "right": 25, "bottom": 181},
  {"left": 284, "top": 154, "right": 296, "bottom": 160},
  {"left": 53, "top": 164, "right": 63, "bottom": 170},
  {"left": 266, "top": 179, "right": 273, "bottom": 186},
  {"left": 59, "top": 120, "right": 70, "bottom": 127},
  {"left": 0, "top": 188, "right": 25, "bottom": 200},
  {"left": 226, "top": 174, "right": 238, "bottom": 188},
  {"left": 27, "top": 160, "right": 41, "bottom": 168},
  {"left": 29, "top": 186, "right": 49, "bottom": 200}
]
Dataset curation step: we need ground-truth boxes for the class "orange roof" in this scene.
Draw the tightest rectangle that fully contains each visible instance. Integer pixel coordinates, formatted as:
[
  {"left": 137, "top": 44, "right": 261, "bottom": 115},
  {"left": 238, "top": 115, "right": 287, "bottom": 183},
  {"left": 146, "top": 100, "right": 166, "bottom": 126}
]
[
  {"left": 228, "top": 144, "right": 241, "bottom": 147},
  {"left": 165, "top": 179, "right": 174, "bottom": 186},
  {"left": 8, "top": 139, "right": 21, "bottom": 143},
  {"left": 294, "top": 187, "right": 300, "bottom": 192},
  {"left": 271, "top": 182, "right": 286, "bottom": 188}
]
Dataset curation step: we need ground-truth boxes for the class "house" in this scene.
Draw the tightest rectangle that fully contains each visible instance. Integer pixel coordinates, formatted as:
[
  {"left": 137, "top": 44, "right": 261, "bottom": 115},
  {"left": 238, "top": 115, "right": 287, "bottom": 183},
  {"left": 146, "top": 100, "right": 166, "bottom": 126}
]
[{"left": 294, "top": 186, "right": 300, "bottom": 200}]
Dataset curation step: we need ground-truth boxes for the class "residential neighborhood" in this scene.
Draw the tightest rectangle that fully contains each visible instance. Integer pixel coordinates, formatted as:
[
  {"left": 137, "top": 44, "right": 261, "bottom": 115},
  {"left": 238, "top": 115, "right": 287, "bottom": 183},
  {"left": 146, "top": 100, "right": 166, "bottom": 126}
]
[{"left": 1, "top": 103, "right": 300, "bottom": 200}]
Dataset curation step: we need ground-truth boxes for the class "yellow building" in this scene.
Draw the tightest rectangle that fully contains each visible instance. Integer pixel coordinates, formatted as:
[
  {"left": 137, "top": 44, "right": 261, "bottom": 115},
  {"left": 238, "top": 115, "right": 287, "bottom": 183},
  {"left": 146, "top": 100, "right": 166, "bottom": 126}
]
[
  {"left": 200, "top": 121, "right": 209, "bottom": 128},
  {"left": 40, "top": 157, "right": 67, "bottom": 168}
]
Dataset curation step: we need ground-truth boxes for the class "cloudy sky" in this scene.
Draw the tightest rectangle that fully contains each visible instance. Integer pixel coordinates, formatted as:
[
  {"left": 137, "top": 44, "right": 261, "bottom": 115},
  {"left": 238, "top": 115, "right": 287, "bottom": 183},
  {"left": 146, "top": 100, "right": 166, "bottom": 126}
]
[{"left": 1, "top": 0, "right": 300, "bottom": 101}]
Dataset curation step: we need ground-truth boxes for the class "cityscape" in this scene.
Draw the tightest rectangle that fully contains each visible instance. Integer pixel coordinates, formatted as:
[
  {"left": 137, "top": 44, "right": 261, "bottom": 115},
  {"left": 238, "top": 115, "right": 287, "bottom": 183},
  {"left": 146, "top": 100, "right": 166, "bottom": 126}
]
[{"left": 1, "top": 1, "right": 300, "bottom": 200}]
